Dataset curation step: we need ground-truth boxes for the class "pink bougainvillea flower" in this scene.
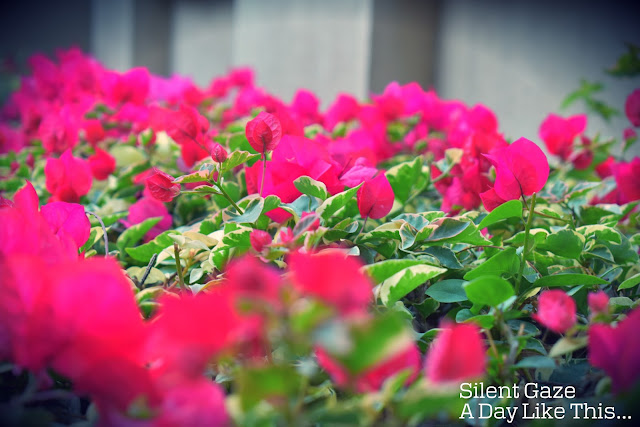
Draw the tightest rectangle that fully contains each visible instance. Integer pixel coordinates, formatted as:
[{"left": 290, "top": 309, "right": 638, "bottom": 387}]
[
  {"left": 623, "top": 127, "right": 637, "bottom": 141},
  {"left": 595, "top": 156, "right": 616, "bottom": 179},
  {"left": 614, "top": 157, "right": 640, "bottom": 202},
  {"left": 229, "top": 66, "right": 254, "bottom": 87},
  {"left": 323, "top": 93, "right": 361, "bottom": 131},
  {"left": 209, "top": 142, "right": 228, "bottom": 163},
  {"left": 481, "top": 137, "right": 549, "bottom": 206},
  {"left": 357, "top": 173, "right": 394, "bottom": 220},
  {"left": 338, "top": 161, "right": 378, "bottom": 188},
  {"left": 291, "top": 89, "right": 323, "bottom": 126},
  {"left": 0, "top": 182, "right": 80, "bottom": 262},
  {"left": 224, "top": 255, "right": 283, "bottom": 308},
  {"left": 533, "top": 290, "right": 576, "bottom": 334},
  {"left": 288, "top": 249, "right": 372, "bottom": 316},
  {"left": 570, "top": 149, "right": 593, "bottom": 170},
  {"left": 250, "top": 229, "right": 272, "bottom": 253},
  {"left": 539, "top": 113, "right": 587, "bottom": 160},
  {"left": 425, "top": 322, "right": 486, "bottom": 384},
  {"left": 40, "top": 202, "right": 90, "bottom": 250},
  {"left": 146, "top": 168, "right": 181, "bottom": 202},
  {"left": 588, "top": 291, "right": 609, "bottom": 316},
  {"left": 245, "top": 135, "right": 343, "bottom": 221},
  {"left": 45, "top": 149, "right": 93, "bottom": 203},
  {"left": 151, "top": 378, "right": 229, "bottom": 427},
  {"left": 246, "top": 111, "right": 283, "bottom": 154},
  {"left": 149, "top": 105, "right": 210, "bottom": 167},
  {"left": 435, "top": 159, "right": 492, "bottom": 213},
  {"left": 316, "top": 342, "right": 421, "bottom": 393},
  {"left": 145, "top": 291, "right": 243, "bottom": 378},
  {"left": 88, "top": 147, "right": 116, "bottom": 180},
  {"left": 123, "top": 197, "right": 172, "bottom": 240},
  {"left": 46, "top": 258, "right": 151, "bottom": 410},
  {"left": 0, "top": 124, "right": 26, "bottom": 154},
  {"left": 625, "top": 89, "right": 640, "bottom": 127},
  {"left": 83, "top": 119, "right": 106, "bottom": 146},
  {"left": 103, "top": 67, "right": 150, "bottom": 105},
  {"left": 589, "top": 308, "right": 640, "bottom": 393},
  {"left": 38, "top": 109, "right": 79, "bottom": 155}
]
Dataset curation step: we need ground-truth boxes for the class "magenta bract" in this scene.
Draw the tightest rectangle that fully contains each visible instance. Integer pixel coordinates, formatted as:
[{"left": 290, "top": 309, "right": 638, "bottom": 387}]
[{"left": 245, "top": 111, "right": 283, "bottom": 154}]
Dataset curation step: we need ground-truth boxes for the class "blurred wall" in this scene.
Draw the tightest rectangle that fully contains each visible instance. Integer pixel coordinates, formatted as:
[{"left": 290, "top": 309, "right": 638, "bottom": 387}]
[
  {"left": 1, "top": 0, "right": 639, "bottom": 157},
  {"left": 232, "top": 0, "right": 373, "bottom": 104},
  {"left": 435, "top": 0, "right": 640, "bottom": 154}
]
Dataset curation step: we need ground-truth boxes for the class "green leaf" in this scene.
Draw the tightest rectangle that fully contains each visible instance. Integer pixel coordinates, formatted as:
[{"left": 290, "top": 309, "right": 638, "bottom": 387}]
[
  {"left": 188, "top": 185, "right": 221, "bottom": 195},
  {"left": 293, "top": 176, "right": 328, "bottom": 200},
  {"left": 379, "top": 264, "right": 447, "bottom": 306},
  {"left": 222, "top": 224, "right": 252, "bottom": 248},
  {"left": 426, "top": 218, "right": 469, "bottom": 242},
  {"left": 455, "top": 309, "right": 495, "bottom": 328},
  {"left": 135, "top": 286, "right": 165, "bottom": 303},
  {"left": 515, "top": 356, "right": 556, "bottom": 369},
  {"left": 477, "top": 200, "right": 523, "bottom": 229},
  {"left": 316, "top": 184, "right": 362, "bottom": 222},
  {"left": 619, "top": 273, "right": 640, "bottom": 291},
  {"left": 89, "top": 211, "right": 127, "bottom": 228},
  {"left": 539, "top": 229, "right": 585, "bottom": 259},
  {"left": 549, "top": 336, "right": 588, "bottom": 358},
  {"left": 322, "top": 312, "right": 412, "bottom": 374},
  {"left": 425, "top": 218, "right": 491, "bottom": 246},
  {"left": 189, "top": 268, "right": 204, "bottom": 284},
  {"left": 173, "top": 170, "right": 210, "bottom": 184},
  {"left": 534, "top": 274, "right": 608, "bottom": 288},
  {"left": 422, "top": 246, "right": 463, "bottom": 269},
  {"left": 109, "top": 145, "right": 146, "bottom": 167},
  {"left": 125, "top": 230, "right": 175, "bottom": 263},
  {"left": 221, "top": 150, "right": 261, "bottom": 173},
  {"left": 576, "top": 225, "right": 621, "bottom": 244},
  {"left": 226, "top": 198, "right": 264, "bottom": 224},
  {"left": 464, "top": 276, "right": 515, "bottom": 307},
  {"left": 363, "top": 259, "right": 427, "bottom": 284},
  {"left": 79, "top": 226, "right": 104, "bottom": 253},
  {"left": 425, "top": 279, "right": 468, "bottom": 303},
  {"left": 116, "top": 217, "right": 162, "bottom": 255},
  {"left": 237, "top": 365, "right": 301, "bottom": 411},
  {"left": 606, "top": 43, "right": 640, "bottom": 77},
  {"left": 464, "top": 247, "right": 520, "bottom": 281},
  {"left": 399, "top": 222, "right": 417, "bottom": 250},
  {"left": 386, "top": 157, "right": 427, "bottom": 204}
]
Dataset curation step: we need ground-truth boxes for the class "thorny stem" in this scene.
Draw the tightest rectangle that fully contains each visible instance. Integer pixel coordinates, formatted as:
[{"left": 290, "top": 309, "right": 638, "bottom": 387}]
[
  {"left": 85, "top": 211, "right": 109, "bottom": 257},
  {"left": 516, "top": 192, "right": 537, "bottom": 295},
  {"left": 173, "top": 243, "right": 186, "bottom": 291}
]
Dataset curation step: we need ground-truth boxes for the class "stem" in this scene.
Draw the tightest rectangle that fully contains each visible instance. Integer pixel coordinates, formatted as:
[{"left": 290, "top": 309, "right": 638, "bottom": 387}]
[
  {"left": 355, "top": 216, "right": 369, "bottom": 241},
  {"left": 139, "top": 253, "right": 158, "bottom": 288},
  {"left": 173, "top": 243, "right": 186, "bottom": 291},
  {"left": 86, "top": 211, "right": 109, "bottom": 257},
  {"left": 516, "top": 192, "right": 537, "bottom": 294},
  {"left": 533, "top": 210, "right": 570, "bottom": 222},
  {"left": 214, "top": 181, "right": 244, "bottom": 214},
  {"left": 260, "top": 153, "right": 267, "bottom": 197}
]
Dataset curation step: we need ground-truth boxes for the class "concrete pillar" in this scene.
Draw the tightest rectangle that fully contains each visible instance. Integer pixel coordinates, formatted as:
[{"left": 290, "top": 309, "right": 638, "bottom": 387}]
[
  {"left": 232, "top": 0, "right": 373, "bottom": 105},
  {"left": 170, "top": 0, "right": 233, "bottom": 86},
  {"left": 91, "top": 0, "right": 135, "bottom": 71},
  {"left": 369, "top": 0, "right": 441, "bottom": 93}
]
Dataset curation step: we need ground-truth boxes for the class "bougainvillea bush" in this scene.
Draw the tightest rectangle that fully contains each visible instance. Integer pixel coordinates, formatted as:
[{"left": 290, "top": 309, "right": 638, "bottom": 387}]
[{"left": 1, "top": 46, "right": 640, "bottom": 426}]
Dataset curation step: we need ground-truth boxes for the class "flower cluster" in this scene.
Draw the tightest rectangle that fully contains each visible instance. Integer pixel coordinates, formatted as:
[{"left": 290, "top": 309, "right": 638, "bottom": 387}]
[{"left": 1, "top": 47, "right": 639, "bottom": 425}]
